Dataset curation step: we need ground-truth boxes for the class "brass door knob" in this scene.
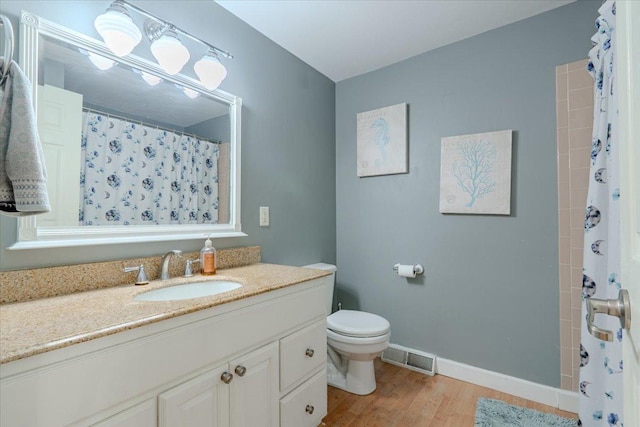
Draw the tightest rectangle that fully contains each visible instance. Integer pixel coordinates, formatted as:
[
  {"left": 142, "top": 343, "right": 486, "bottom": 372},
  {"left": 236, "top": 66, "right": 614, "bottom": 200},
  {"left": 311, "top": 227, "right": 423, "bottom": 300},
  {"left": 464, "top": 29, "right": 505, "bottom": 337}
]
[
  {"left": 305, "top": 405, "right": 314, "bottom": 414},
  {"left": 234, "top": 365, "right": 247, "bottom": 377},
  {"left": 305, "top": 348, "right": 315, "bottom": 357}
]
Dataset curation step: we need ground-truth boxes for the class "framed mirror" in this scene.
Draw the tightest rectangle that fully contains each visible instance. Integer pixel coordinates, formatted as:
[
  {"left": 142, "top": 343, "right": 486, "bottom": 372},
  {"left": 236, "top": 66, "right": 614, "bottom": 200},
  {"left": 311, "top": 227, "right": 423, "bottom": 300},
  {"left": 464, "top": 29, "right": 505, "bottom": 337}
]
[{"left": 10, "top": 11, "right": 244, "bottom": 249}]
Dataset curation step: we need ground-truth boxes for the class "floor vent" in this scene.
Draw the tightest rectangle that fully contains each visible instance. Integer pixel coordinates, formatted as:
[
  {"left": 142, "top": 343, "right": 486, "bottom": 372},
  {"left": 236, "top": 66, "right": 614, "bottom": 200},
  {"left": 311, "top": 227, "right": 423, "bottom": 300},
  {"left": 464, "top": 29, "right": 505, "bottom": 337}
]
[{"left": 381, "top": 344, "right": 436, "bottom": 376}]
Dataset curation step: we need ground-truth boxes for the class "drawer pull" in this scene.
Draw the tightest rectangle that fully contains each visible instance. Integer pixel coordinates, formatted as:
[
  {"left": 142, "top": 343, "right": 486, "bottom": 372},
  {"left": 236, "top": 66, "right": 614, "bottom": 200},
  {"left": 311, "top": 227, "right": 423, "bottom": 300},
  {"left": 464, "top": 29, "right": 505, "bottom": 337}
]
[
  {"left": 305, "top": 348, "right": 315, "bottom": 358},
  {"left": 234, "top": 365, "right": 247, "bottom": 377},
  {"left": 221, "top": 372, "right": 233, "bottom": 384},
  {"left": 305, "top": 405, "right": 314, "bottom": 415}
]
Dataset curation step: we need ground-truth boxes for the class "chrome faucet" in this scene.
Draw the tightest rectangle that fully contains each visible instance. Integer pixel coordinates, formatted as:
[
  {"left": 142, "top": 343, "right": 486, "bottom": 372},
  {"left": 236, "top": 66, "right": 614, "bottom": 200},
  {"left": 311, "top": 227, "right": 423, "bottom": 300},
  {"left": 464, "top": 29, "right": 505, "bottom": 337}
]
[{"left": 160, "top": 250, "right": 183, "bottom": 280}]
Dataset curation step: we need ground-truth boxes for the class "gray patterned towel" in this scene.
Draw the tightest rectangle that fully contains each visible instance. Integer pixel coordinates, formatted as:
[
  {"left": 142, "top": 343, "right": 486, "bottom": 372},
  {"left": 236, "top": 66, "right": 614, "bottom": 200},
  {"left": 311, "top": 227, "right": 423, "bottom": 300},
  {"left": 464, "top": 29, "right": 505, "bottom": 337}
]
[{"left": 0, "top": 59, "right": 50, "bottom": 216}]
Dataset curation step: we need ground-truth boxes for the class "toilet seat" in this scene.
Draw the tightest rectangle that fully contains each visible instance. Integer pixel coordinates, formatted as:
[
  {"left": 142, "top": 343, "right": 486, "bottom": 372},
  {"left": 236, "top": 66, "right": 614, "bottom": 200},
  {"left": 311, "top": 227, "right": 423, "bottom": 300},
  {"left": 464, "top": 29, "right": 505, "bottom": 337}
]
[
  {"left": 327, "top": 310, "right": 390, "bottom": 338},
  {"left": 327, "top": 328, "right": 390, "bottom": 346}
]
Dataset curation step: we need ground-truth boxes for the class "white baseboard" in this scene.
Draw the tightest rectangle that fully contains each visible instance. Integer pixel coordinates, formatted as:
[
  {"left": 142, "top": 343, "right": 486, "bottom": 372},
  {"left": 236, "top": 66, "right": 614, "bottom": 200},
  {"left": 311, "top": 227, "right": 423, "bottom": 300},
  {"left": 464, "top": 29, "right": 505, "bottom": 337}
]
[
  {"left": 557, "top": 389, "right": 579, "bottom": 413},
  {"left": 433, "top": 357, "right": 578, "bottom": 414}
]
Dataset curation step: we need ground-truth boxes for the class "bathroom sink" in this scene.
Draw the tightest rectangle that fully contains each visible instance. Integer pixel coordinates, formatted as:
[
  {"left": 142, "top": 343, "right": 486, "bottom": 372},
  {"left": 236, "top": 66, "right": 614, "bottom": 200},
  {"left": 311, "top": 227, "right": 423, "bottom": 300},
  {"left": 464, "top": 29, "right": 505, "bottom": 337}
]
[{"left": 134, "top": 280, "right": 242, "bottom": 302}]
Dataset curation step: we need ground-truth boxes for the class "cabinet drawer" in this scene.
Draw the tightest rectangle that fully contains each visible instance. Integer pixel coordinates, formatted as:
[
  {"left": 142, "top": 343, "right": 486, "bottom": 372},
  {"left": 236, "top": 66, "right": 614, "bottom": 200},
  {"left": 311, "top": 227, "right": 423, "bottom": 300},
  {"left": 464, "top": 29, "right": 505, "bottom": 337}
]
[
  {"left": 280, "top": 369, "right": 327, "bottom": 427},
  {"left": 280, "top": 320, "right": 326, "bottom": 392}
]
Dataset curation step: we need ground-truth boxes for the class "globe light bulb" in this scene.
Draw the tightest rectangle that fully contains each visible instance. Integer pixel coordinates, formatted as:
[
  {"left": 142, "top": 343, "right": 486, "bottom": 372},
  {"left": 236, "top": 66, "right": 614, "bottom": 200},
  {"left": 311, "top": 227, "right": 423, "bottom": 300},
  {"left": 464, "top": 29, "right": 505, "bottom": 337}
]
[
  {"left": 150, "top": 29, "right": 190, "bottom": 75},
  {"left": 194, "top": 51, "right": 227, "bottom": 90},
  {"left": 94, "top": 2, "right": 141, "bottom": 57}
]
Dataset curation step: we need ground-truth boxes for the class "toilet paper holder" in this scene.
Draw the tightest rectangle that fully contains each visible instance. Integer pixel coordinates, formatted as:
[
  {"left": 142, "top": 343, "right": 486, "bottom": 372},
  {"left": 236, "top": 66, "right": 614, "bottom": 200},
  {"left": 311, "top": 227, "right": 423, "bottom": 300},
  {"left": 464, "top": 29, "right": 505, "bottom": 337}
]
[{"left": 393, "top": 263, "right": 424, "bottom": 276}]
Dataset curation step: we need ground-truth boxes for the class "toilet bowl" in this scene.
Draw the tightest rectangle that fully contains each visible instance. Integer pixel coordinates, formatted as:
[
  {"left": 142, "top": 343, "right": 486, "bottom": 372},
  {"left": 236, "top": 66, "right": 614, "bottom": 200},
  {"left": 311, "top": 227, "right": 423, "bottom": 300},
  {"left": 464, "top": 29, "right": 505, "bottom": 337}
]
[{"left": 303, "top": 263, "right": 391, "bottom": 396}]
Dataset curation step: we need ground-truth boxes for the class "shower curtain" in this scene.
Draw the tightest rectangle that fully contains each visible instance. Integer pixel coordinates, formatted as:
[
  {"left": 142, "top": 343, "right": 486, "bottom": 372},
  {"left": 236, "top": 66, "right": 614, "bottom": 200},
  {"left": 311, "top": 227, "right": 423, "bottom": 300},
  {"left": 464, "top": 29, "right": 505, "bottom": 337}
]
[
  {"left": 80, "top": 112, "right": 220, "bottom": 225},
  {"left": 578, "top": 1, "right": 622, "bottom": 426}
]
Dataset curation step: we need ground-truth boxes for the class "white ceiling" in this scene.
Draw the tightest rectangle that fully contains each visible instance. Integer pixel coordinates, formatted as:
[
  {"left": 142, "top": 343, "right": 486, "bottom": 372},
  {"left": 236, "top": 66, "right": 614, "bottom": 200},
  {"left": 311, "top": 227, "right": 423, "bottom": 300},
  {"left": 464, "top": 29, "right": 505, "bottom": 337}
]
[{"left": 216, "top": 0, "right": 576, "bottom": 82}]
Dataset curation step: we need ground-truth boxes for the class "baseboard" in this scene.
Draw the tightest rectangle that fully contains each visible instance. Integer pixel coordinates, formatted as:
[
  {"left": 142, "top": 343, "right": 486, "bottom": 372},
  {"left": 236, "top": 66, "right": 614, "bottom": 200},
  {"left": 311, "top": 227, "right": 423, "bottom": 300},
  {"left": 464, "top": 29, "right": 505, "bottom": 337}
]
[
  {"left": 433, "top": 357, "right": 578, "bottom": 414},
  {"left": 557, "top": 389, "right": 579, "bottom": 413}
]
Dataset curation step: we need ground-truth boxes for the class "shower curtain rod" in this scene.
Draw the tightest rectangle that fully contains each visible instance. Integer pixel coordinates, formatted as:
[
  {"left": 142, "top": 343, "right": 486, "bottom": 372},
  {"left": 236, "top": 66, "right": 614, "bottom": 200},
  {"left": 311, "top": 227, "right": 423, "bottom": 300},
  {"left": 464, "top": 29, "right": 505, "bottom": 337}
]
[{"left": 82, "top": 107, "right": 222, "bottom": 144}]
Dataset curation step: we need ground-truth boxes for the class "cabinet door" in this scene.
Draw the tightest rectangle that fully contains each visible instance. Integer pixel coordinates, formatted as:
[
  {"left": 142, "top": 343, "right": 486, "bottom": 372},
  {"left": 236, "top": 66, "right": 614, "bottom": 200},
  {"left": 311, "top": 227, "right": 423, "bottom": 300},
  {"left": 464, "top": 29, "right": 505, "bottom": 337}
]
[
  {"left": 229, "top": 342, "right": 279, "bottom": 427},
  {"left": 91, "top": 399, "right": 156, "bottom": 427},
  {"left": 159, "top": 364, "right": 230, "bottom": 427}
]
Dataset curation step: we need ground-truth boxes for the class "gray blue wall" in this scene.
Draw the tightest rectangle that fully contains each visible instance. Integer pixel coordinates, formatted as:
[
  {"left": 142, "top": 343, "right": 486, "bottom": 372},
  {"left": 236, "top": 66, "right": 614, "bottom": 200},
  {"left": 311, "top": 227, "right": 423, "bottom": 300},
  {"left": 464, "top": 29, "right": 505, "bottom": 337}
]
[
  {"left": 187, "top": 116, "right": 231, "bottom": 143},
  {"left": 335, "top": 0, "right": 599, "bottom": 387},
  {"left": 0, "top": 0, "right": 336, "bottom": 270}
]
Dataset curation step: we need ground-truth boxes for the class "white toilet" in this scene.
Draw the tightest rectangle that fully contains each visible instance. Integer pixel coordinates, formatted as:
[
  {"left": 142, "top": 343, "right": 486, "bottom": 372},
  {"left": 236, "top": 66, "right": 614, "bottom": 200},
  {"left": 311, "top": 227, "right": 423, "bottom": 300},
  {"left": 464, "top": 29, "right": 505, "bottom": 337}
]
[{"left": 303, "top": 263, "right": 390, "bottom": 395}]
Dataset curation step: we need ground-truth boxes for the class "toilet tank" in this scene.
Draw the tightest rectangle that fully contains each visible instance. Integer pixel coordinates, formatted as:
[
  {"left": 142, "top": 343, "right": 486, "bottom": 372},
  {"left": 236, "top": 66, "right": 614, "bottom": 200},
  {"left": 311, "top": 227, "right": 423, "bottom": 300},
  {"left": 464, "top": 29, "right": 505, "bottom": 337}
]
[{"left": 302, "top": 263, "right": 336, "bottom": 316}]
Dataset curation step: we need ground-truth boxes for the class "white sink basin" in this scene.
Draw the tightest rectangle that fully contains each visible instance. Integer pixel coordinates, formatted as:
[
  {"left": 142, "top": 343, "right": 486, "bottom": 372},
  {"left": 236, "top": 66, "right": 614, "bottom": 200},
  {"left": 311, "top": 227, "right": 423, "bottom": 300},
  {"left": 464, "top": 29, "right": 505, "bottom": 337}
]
[{"left": 134, "top": 280, "right": 242, "bottom": 302}]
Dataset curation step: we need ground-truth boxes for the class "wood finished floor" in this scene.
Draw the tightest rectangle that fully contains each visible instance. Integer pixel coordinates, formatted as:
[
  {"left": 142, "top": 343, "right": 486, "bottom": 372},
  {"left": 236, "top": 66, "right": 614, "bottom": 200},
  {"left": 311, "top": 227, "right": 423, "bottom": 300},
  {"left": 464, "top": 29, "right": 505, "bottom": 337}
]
[{"left": 321, "top": 359, "right": 576, "bottom": 426}]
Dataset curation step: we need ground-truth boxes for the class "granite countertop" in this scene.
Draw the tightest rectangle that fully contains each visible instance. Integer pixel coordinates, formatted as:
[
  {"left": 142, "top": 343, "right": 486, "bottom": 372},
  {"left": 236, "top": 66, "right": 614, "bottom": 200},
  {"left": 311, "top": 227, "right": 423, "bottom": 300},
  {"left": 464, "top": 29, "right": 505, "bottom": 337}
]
[{"left": 0, "top": 263, "right": 330, "bottom": 364}]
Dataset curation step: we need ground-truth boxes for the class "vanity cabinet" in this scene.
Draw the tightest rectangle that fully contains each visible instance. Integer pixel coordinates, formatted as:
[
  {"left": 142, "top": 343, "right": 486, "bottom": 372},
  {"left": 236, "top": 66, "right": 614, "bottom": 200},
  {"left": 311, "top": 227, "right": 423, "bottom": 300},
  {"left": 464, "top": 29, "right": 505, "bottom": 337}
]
[
  {"left": 0, "top": 276, "right": 330, "bottom": 427},
  {"left": 159, "top": 342, "right": 278, "bottom": 427}
]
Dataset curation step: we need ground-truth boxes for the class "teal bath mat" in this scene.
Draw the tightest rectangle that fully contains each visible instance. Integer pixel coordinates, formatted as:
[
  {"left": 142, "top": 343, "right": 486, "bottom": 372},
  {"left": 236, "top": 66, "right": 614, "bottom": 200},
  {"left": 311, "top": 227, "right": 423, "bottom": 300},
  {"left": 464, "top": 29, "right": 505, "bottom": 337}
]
[{"left": 475, "top": 398, "right": 577, "bottom": 427}]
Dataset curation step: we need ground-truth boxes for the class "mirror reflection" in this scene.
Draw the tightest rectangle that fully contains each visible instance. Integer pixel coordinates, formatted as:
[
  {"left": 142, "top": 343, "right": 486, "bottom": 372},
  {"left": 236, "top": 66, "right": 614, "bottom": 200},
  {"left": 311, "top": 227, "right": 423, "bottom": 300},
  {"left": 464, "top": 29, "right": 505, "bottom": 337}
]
[{"left": 36, "top": 34, "right": 232, "bottom": 227}]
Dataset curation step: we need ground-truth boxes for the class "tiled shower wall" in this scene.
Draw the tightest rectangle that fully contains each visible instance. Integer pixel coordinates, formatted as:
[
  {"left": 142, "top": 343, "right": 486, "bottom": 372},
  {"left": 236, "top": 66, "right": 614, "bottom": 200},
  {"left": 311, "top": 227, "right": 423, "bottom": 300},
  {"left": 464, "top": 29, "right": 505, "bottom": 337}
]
[{"left": 556, "top": 59, "right": 593, "bottom": 391}]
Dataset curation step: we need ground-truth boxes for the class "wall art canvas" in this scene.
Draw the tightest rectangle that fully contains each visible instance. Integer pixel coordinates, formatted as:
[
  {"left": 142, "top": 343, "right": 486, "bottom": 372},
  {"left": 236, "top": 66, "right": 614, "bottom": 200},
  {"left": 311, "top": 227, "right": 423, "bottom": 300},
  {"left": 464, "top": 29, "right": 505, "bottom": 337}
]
[
  {"left": 356, "top": 103, "right": 408, "bottom": 177},
  {"left": 439, "top": 130, "right": 512, "bottom": 215}
]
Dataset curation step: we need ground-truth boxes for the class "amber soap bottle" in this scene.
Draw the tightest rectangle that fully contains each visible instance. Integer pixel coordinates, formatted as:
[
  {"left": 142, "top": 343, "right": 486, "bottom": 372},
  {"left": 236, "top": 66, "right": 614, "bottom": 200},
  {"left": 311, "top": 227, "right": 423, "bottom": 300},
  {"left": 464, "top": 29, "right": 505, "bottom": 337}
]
[{"left": 200, "top": 236, "right": 217, "bottom": 275}]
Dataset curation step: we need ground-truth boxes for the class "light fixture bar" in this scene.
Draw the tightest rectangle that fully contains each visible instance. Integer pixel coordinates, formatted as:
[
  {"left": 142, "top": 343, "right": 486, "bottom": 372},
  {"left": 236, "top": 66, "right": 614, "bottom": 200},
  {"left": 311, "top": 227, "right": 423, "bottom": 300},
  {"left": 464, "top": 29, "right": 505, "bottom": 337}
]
[{"left": 116, "top": 0, "right": 233, "bottom": 59}]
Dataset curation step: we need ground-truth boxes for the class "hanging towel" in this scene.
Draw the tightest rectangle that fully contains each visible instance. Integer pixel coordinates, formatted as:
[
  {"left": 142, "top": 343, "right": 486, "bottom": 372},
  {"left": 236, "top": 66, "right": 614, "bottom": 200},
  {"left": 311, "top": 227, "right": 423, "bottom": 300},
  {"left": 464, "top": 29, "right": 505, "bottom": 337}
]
[{"left": 0, "top": 59, "right": 50, "bottom": 216}]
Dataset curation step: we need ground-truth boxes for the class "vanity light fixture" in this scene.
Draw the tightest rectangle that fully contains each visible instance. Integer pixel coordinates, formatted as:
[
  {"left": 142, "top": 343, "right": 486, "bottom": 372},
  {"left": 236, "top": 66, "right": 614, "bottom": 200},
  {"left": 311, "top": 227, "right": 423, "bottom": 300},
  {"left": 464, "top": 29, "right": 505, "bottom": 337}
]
[
  {"left": 94, "top": 0, "right": 232, "bottom": 88},
  {"left": 182, "top": 87, "right": 200, "bottom": 99},
  {"left": 134, "top": 70, "right": 163, "bottom": 86},
  {"left": 87, "top": 52, "right": 116, "bottom": 70},
  {"left": 94, "top": 1, "right": 141, "bottom": 57},
  {"left": 194, "top": 51, "right": 227, "bottom": 90},
  {"left": 174, "top": 84, "right": 201, "bottom": 99},
  {"left": 145, "top": 22, "right": 189, "bottom": 75}
]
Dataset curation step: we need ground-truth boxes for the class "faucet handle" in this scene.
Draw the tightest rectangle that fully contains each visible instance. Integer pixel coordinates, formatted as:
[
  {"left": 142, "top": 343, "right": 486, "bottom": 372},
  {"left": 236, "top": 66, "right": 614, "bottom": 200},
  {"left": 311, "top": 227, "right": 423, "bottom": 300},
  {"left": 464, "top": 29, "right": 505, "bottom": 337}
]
[
  {"left": 184, "top": 259, "right": 200, "bottom": 277},
  {"left": 124, "top": 264, "right": 149, "bottom": 286}
]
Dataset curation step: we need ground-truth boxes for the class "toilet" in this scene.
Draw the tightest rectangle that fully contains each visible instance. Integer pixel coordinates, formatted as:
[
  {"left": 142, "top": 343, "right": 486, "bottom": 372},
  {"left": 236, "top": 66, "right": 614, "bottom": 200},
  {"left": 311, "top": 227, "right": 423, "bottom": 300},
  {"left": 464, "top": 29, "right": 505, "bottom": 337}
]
[{"left": 303, "top": 263, "right": 390, "bottom": 395}]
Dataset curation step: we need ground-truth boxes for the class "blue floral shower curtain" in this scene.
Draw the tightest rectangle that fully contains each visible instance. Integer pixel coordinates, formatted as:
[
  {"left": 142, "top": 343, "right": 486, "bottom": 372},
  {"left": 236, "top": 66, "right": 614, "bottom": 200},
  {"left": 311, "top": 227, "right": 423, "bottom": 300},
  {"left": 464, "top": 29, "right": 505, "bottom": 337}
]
[
  {"left": 80, "top": 112, "right": 220, "bottom": 225},
  {"left": 578, "top": 2, "right": 622, "bottom": 426}
]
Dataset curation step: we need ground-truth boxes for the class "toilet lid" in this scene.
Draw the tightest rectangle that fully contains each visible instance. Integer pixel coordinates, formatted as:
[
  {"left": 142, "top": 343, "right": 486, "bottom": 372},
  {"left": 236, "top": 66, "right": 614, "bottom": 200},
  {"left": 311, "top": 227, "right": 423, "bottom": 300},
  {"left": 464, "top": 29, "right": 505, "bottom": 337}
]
[{"left": 327, "top": 310, "right": 390, "bottom": 338}]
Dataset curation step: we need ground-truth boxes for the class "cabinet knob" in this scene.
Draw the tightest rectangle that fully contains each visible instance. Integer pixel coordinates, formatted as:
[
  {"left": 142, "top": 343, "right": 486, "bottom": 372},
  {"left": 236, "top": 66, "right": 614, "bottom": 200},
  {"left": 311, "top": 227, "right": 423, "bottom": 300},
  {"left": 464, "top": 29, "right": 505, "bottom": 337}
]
[
  {"left": 234, "top": 365, "right": 247, "bottom": 377},
  {"left": 305, "top": 348, "right": 315, "bottom": 358},
  {"left": 305, "top": 405, "right": 314, "bottom": 415},
  {"left": 221, "top": 372, "right": 233, "bottom": 384}
]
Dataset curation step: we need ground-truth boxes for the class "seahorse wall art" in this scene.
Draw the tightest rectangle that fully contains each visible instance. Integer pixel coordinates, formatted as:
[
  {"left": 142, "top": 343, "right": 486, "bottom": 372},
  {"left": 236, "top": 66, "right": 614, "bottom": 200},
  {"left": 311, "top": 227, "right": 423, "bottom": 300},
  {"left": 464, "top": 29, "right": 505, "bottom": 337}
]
[
  {"left": 356, "top": 103, "right": 408, "bottom": 177},
  {"left": 439, "top": 130, "right": 513, "bottom": 215}
]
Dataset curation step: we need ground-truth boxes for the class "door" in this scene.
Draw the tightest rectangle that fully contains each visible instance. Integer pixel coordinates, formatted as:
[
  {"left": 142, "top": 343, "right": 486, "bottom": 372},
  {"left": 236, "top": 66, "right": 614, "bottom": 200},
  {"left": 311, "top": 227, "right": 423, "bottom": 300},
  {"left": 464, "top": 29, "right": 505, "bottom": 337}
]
[
  {"left": 158, "top": 364, "right": 230, "bottom": 427},
  {"left": 37, "top": 84, "right": 83, "bottom": 226},
  {"left": 617, "top": 1, "right": 640, "bottom": 423},
  {"left": 229, "top": 342, "right": 279, "bottom": 427}
]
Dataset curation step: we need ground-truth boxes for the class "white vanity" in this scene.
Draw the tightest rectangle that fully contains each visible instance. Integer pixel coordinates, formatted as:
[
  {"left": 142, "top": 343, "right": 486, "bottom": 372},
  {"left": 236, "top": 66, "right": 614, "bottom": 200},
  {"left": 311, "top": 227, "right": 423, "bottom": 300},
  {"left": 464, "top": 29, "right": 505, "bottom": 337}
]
[{"left": 0, "top": 264, "right": 330, "bottom": 427}]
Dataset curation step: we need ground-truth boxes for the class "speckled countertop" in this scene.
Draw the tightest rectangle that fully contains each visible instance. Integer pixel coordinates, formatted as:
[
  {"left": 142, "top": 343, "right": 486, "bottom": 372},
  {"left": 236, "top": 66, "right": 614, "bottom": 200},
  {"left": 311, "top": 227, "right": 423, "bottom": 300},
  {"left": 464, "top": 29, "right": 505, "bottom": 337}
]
[{"left": 0, "top": 263, "right": 330, "bottom": 364}]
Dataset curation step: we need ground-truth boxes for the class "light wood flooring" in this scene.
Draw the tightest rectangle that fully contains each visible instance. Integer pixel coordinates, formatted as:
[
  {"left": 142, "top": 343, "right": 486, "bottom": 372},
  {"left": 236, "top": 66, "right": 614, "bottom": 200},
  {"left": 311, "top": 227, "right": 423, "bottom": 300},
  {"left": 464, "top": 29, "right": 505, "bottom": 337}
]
[{"left": 321, "top": 359, "right": 576, "bottom": 426}]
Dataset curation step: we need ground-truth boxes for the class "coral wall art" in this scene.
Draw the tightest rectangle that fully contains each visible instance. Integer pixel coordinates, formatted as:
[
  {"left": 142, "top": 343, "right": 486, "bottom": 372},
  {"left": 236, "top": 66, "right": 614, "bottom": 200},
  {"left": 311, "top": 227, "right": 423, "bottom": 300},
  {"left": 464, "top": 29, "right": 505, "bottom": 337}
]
[
  {"left": 439, "top": 130, "right": 512, "bottom": 215},
  {"left": 356, "top": 103, "right": 408, "bottom": 177}
]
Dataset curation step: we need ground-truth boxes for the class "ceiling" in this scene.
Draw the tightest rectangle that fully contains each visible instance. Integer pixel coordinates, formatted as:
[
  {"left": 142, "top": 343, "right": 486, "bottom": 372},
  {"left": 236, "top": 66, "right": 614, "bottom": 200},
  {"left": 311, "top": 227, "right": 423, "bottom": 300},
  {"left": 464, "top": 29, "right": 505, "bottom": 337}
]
[{"left": 216, "top": 0, "right": 576, "bottom": 82}]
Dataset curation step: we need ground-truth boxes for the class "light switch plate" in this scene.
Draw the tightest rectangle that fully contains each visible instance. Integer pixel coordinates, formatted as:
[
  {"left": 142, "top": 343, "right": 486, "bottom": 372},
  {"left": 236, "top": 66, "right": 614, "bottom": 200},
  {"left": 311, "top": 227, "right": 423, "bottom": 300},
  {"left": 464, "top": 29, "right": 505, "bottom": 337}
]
[{"left": 259, "top": 206, "right": 269, "bottom": 226}]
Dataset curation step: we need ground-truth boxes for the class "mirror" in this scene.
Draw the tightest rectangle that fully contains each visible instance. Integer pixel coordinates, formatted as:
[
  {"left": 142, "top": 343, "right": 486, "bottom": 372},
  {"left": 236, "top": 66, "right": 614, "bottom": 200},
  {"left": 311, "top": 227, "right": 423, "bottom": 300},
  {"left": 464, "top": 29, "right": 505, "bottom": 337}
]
[{"left": 11, "top": 11, "right": 244, "bottom": 249}]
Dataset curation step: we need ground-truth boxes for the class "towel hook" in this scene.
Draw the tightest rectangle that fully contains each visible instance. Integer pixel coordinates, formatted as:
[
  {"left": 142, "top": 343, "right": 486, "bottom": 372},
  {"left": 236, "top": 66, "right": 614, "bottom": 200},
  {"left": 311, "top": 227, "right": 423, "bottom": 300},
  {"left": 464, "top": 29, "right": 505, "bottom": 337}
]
[{"left": 0, "top": 14, "right": 15, "bottom": 84}]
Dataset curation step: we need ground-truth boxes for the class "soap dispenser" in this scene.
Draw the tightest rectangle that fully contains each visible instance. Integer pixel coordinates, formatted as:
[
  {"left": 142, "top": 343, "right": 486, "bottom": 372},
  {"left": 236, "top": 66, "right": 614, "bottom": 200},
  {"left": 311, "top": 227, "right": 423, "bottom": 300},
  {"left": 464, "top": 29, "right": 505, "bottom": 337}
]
[{"left": 200, "top": 235, "right": 217, "bottom": 275}]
